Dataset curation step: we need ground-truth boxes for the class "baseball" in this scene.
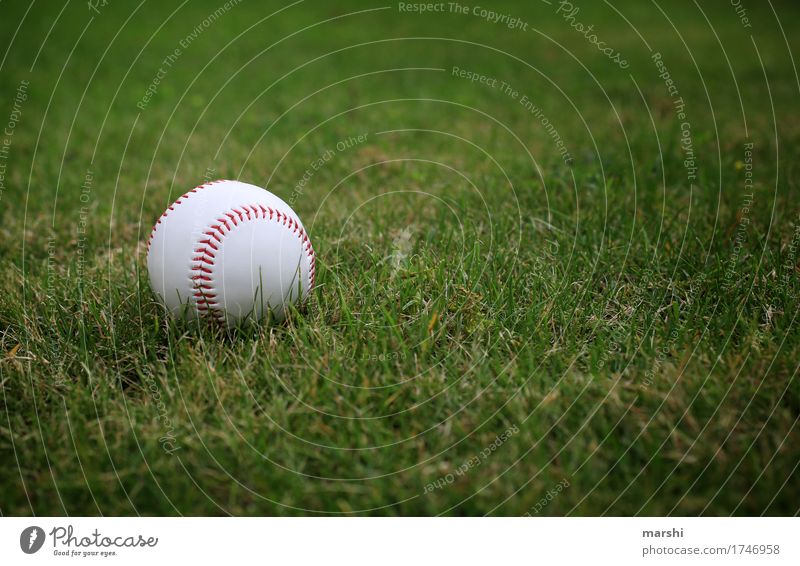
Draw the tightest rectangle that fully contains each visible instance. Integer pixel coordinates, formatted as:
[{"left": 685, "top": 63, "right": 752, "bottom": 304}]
[{"left": 146, "top": 179, "right": 315, "bottom": 326}]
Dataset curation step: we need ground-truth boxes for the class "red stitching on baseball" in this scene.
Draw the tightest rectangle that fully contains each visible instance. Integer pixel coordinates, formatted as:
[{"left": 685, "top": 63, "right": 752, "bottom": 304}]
[
  {"left": 189, "top": 203, "right": 316, "bottom": 324},
  {"left": 146, "top": 179, "right": 227, "bottom": 252}
]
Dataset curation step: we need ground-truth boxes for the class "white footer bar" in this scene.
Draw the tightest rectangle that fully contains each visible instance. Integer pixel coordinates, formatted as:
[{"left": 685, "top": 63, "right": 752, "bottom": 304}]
[{"left": 1, "top": 517, "right": 797, "bottom": 565}]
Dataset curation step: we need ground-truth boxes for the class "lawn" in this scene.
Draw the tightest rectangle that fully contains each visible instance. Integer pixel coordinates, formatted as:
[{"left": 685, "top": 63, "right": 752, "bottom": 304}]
[{"left": 0, "top": 0, "right": 799, "bottom": 516}]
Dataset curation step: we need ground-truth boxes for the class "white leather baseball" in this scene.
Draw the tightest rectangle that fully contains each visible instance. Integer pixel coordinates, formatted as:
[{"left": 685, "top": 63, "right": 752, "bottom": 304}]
[{"left": 147, "top": 180, "right": 315, "bottom": 326}]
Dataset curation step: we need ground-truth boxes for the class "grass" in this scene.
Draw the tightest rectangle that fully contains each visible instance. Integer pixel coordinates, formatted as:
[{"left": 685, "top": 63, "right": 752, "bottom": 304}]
[{"left": 0, "top": 0, "right": 799, "bottom": 515}]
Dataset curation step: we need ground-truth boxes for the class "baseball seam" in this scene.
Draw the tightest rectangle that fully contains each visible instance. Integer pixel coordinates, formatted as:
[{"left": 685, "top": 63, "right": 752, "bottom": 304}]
[
  {"left": 190, "top": 203, "right": 316, "bottom": 324},
  {"left": 146, "top": 179, "right": 227, "bottom": 252}
]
